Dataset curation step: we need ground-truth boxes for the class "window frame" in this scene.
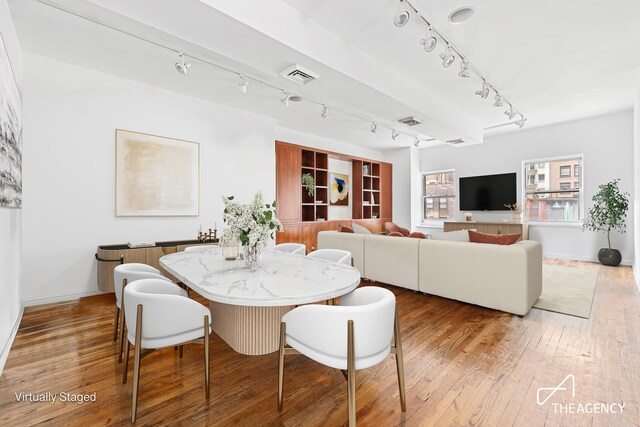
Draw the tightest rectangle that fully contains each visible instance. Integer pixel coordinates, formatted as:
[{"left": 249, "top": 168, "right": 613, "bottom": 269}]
[
  {"left": 421, "top": 169, "right": 455, "bottom": 222},
  {"left": 559, "top": 165, "right": 571, "bottom": 177},
  {"left": 521, "top": 155, "right": 584, "bottom": 225}
]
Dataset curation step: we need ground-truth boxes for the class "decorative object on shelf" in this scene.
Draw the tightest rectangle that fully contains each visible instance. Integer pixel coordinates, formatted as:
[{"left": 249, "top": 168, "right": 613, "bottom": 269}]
[
  {"left": 315, "top": 200, "right": 323, "bottom": 204},
  {"left": 301, "top": 173, "right": 315, "bottom": 197},
  {"left": 220, "top": 230, "right": 240, "bottom": 260},
  {"left": 330, "top": 172, "right": 349, "bottom": 206},
  {"left": 363, "top": 164, "right": 370, "bottom": 176},
  {"left": 583, "top": 179, "right": 629, "bottom": 267},
  {"left": 115, "top": 129, "right": 199, "bottom": 216},
  {"left": 464, "top": 212, "right": 473, "bottom": 221},
  {"left": 372, "top": 212, "right": 379, "bottom": 218},
  {"left": 222, "top": 192, "right": 283, "bottom": 269},
  {"left": 504, "top": 203, "right": 522, "bottom": 223},
  {"left": 197, "top": 224, "right": 218, "bottom": 243},
  {"left": 0, "top": 33, "right": 22, "bottom": 209}
]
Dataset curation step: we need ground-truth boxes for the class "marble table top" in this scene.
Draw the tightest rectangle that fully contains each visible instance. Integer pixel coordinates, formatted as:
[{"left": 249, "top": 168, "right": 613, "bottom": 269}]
[{"left": 159, "top": 247, "right": 361, "bottom": 306}]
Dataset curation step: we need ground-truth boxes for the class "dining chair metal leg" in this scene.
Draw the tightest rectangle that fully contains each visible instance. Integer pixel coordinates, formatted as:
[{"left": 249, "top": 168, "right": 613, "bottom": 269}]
[
  {"left": 122, "top": 336, "right": 130, "bottom": 384},
  {"left": 347, "top": 320, "right": 356, "bottom": 427},
  {"left": 277, "top": 322, "right": 286, "bottom": 411},
  {"left": 118, "top": 278, "right": 128, "bottom": 364},
  {"left": 204, "top": 315, "right": 210, "bottom": 399},
  {"left": 113, "top": 307, "right": 120, "bottom": 342},
  {"left": 393, "top": 307, "right": 407, "bottom": 412},
  {"left": 131, "top": 304, "right": 143, "bottom": 424}
]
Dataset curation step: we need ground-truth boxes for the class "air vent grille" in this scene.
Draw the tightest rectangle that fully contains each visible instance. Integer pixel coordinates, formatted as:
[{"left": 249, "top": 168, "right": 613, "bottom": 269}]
[
  {"left": 280, "top": 64, "right": 320, "bottom": 85},
  {"left": 446, "top": 138, "right": 466, "bottom": 145},
  {"left": 398, "top": 116, "right": 422, "bottom": 126}
]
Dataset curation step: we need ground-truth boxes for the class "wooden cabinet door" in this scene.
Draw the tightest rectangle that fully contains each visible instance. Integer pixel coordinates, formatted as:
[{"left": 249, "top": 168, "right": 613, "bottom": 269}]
[
  {"left": 379, "top": 162, "right": 393, "bottom": 220},
  {"left": 275, "top": 142, "right": 302, "bottom": 224}
]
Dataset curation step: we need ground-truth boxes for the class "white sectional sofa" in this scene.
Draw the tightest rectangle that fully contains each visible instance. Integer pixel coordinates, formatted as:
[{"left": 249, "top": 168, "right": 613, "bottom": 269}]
[{"left": 317, "top": 231, "right": 542, "bottom": 316}]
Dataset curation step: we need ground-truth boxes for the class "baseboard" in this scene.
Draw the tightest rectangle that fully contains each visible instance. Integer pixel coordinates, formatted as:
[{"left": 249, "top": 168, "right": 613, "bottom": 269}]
[
  {"left": 0, "top": 306, "right": 24, "bottom": 378},
  {"left": 543, "top": 252, "right": 633, "bottom": 266},
  {"left": 21, "top": 289, "right": 106, "bottom": 307}
]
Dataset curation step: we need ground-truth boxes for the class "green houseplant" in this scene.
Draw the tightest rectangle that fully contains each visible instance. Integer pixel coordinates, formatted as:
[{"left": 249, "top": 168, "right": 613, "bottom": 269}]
[
  {"left": 583, "top": 179, "right": 629, "bottom": 266},
  {"left": 301, "top": 173, "right": 315, "bottom": 197}
]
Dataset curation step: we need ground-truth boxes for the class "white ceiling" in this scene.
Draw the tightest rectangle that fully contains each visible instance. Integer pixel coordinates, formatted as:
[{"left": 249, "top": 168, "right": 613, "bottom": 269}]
[{"left": 8, "top": 0, "right": 640, "bottom": 151}]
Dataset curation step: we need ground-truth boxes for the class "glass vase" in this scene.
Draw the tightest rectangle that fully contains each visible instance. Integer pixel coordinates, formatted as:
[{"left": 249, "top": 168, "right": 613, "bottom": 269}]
[
  {"left": 243, "top": 244, "right": 262, "bottom": 270},
  {"left": 222, "top": 243, "right": 239, "bottom": 260}
]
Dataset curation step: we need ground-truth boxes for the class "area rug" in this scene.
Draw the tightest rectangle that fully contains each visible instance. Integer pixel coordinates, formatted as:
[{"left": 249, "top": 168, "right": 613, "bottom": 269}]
[{"left": 533, "top": 264, "right": 598, "bottom": 318}]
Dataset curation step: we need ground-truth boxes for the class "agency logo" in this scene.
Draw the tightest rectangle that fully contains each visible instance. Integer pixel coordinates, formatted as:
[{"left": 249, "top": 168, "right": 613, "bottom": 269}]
[{"left": 537, "top": 374, "right": 625, "bottom": 415}]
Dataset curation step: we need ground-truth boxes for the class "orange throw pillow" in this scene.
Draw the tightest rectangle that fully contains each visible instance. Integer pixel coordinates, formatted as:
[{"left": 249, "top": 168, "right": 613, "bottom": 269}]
[
  {"left": 408, "top": 231, "right": 427, "bottom": 239},
  {"left": 468, "top": 230, "right": 520, "bottom": 245},
  {"left": 388, "top": 231, "right": 404, "bottom": 237},
  {"left": 338, "top": 225, "right": 354, "bottom": 233}
]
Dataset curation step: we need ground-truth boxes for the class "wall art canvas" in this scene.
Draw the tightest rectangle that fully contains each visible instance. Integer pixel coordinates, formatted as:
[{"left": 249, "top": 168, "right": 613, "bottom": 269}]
[
  {"left": 329, "top": 172, "right": 349, "bottom": 206},
  {"left": 0, "top": 33, "right": 22, "bottom": 209},
  {"left": 116, "top": 129, "right": 199, "bottom": 216}
]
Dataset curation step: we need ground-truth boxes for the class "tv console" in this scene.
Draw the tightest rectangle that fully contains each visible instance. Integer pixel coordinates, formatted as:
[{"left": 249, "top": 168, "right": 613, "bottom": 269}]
[{"left": 443, "top": 221, "right": 529, "bottom": 240}]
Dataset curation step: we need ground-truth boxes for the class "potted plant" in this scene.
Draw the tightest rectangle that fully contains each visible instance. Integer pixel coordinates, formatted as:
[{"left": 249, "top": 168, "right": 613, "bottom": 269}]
[
  {"left": 301, "top": 173, "right": 315, "bottom": 197},
  {"left": 504, "top": 203, "right": 522, "bottom": 223},
  {"left": 583, "top": 179, "right": 629, "bottom": 266}
]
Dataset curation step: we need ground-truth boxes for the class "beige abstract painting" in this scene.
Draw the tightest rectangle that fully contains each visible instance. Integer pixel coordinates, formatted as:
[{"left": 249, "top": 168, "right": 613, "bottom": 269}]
[{"left": 116, "top": 129, "right": 199, "bottom": 216}]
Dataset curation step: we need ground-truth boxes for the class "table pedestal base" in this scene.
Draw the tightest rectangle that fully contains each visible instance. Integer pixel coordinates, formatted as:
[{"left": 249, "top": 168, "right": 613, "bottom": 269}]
[{"left": 210, "top": 302, "right": 292, "bottom": 355}]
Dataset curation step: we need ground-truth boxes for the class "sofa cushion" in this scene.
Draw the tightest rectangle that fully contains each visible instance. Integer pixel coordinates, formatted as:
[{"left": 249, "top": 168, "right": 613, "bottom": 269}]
[
  {"left": 384, "top": 222, "right": 410, "bottom": 237},
  {"left": 338, "top": 225, "right": 354, "bottom": 233},
  {"left": 430, "top": 229, "right": 475, "bottom": 242},
  {"left": 388, "top": 231, "right": 404, "bottom": 237},
  {"left": 351, "top": 223, "right": 372, "bottom": 234},
  {"left": 408, "top": 231, "right": 427, "bottom": 239},
  {"left": 469, "top": 230, "right": 521, "bottom": 245}
]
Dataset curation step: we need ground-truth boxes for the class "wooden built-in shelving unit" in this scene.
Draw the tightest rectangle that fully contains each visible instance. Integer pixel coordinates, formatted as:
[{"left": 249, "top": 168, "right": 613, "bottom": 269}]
[
  {"left": 352, "top": 160, "right": 382, "bottom": 219},
  {"left": 301, "top": 149, "right": 328, "bottom": 222}
]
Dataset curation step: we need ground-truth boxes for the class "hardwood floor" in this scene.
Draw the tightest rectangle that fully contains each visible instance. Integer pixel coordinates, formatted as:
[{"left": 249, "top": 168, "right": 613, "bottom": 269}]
[{"left": 1, "top": 260, "right": 639, "bottom": 426}]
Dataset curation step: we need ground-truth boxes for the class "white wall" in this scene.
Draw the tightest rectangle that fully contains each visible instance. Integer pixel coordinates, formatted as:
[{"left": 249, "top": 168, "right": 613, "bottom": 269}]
[
  {"left": 384, "top": 146, "right": 421, "bottom": 230},
  {"left": 634, "top": 82, "right": 640, "bottom": 289},
  {"left": 21, "top": 53, "right": 384, "bottom": 304},
  {"left": 0, "top": 0, "right": 23, "bottom": 375},
  {"left": 419, "top": 111, "right": 635, "bottom": 264}
]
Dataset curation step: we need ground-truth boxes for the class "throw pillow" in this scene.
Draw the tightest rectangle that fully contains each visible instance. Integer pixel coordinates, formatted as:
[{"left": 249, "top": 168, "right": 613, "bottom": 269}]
[
  {"left": 387, "top": 231, "right": 404, "bottom": 237},
  {"left": 430, "top": 229, "right": 475, "bottom": 242},
  {"left": 408, "top": 231, "right": 427, "bottom": 239},
  {"left": 338, "top": 225, "right": 354, "bottom": 233},
  {"left": 351, "top": 223, "right": 372, "bottom": 234},
  {"left": 468, "top": 230, "right": 521, "bottom": 245}
]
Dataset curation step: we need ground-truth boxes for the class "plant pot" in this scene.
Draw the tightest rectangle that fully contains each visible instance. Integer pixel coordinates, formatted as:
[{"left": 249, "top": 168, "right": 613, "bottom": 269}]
[{"left": 597, "top": 248, "right": 622, "bottom": 266}]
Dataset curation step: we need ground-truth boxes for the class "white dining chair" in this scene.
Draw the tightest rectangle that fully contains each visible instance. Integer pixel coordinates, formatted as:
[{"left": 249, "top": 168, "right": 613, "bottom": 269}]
[
  {"left": 113, "top": 263, "right": 173, "bottom": 363},
  {"left": 306, "top": 249, "right": 352, "bottom": 265},
  {"left": 123, "top": 278, "right": 212, "bottom": 423},
  {"left": 183, "top": 245, "right": 214, "bottom": 252},
  {"left": 274, "top": 243, "right": 307, "bottom": 255},
  {"left": 278, "top": 286, "right": 406, "bottom": 426}
]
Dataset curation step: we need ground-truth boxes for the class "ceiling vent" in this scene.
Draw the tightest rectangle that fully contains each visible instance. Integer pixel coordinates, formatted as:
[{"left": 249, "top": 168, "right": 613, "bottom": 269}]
[
  {"left": 280, "top": 64, "right": 320, "bottom": 85},
  {"left": 398, "top": 116, "right": 422, "bottom": 126},
  {"left": 446, "top": 138, "right": 466, "bottom": 145}
]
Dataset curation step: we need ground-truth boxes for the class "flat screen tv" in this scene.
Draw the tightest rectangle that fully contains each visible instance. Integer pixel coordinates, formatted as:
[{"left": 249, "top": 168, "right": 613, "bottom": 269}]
[{"left": 459, "top": 172, "right": 517, "bottom": 211}]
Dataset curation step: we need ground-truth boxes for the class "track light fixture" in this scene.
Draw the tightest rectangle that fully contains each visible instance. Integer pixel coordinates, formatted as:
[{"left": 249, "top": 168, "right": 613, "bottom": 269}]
[
  {"left": 458, "top": 60, "right": 470, "bottom": 78},
  {"left": 371, "top": 122, "right": 377, "bottom": 133},
  {"left": 475, "top": 81, "right": 490, "bottom": 99},
  {"left": 493, "top": 93, "right": 504, "bottom": 107},
  {"left": 515, "top": 115, "right": 526, "bottom": 128},
  {"left": 419, "top": 25, "right": 437, "bottom": 52},
  {"left": 238, "top": 75, "right": 249, "bottom": 93},
  {"left": 174, "top": 52, "right": 191, "bottom": 75},
  {"left": 280, "top": 90, "right": 290, "bottom": 106},
  {"left": 321, "top": 105, "right": 329, "bottom": 119},
  {"left": 391, "top": 129, "right": 399, "bottom": 141},
  {"left": 505, "top": 104, "right": 516, "bottom": 120},
  {"left": 439, "top": 44, "right": 455, "bottom": 68},
  {"left": 413, "top": 137, "right": 420, "bottom": 147},
  {"left": 393, "top": 1, "right": 410, "bottom": 27}
]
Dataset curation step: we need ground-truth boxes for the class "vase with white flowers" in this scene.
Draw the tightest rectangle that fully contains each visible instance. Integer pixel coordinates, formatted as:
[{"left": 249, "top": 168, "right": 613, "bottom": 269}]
[{"left": 221, "top": 192, "right": 283, "bottom": 269}]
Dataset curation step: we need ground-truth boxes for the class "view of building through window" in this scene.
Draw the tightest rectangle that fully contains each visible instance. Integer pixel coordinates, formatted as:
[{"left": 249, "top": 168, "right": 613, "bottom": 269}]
[
  {"left": 423, "top": 171, "right": 455, "bottom": 219},
  {"left": 523, "top": 156, "right": 582, "bottom": 222}
]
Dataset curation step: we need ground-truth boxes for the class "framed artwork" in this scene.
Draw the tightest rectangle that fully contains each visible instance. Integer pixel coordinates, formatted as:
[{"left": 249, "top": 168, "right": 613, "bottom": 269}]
[
  {"left": 330, "top": 172, "right": 349, "bottom": 206},
  {"left": 0, "top": 32, "right": 22, "bottom": 209},
  {"left": 116, "top": 129, "right": 199, "bottom": 216}
]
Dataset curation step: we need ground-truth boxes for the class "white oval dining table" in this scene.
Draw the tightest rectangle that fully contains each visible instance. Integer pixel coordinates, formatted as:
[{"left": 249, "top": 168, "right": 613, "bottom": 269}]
[{"left": 160, "top": 247, "right": 361, "bottom": 355}]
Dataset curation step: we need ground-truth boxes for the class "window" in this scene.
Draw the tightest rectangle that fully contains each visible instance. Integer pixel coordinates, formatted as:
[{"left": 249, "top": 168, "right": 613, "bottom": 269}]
[
  {"left": 423, "top": 171, "right": 455, "bottom": 220},
  {"left": 523, "top": 156, "right": 583, "bottom": 223},
  {"left": 528, "top": 175, "right": 535, "bottom": 185}
]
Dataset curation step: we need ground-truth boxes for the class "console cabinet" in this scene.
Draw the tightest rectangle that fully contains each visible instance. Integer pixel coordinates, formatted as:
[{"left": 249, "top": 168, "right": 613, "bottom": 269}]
[{"left": 443, "top": 221, "right": 529, "bottom": 240}]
